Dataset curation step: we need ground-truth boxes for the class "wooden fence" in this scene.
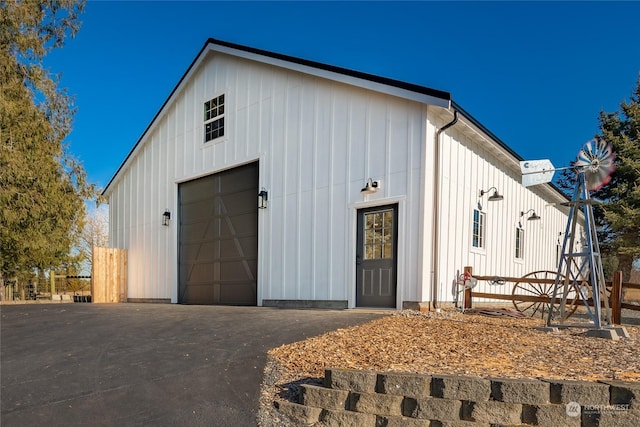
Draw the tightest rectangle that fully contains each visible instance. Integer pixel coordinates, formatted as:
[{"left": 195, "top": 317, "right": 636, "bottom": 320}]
[
  {"left": 92, "top": 247, "right": 128, "bottom": 303},
  {"left": 462, "top": 266, "right": 640, "bottom": 324}
]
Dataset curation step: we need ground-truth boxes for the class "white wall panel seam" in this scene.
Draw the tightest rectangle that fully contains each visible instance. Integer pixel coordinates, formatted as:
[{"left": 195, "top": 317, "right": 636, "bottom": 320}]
[
  {"left": 245, "top": 66, "right": 251, "bottom": 159},
  {"left": 328, "top": 89, "right": 335, "bottom": 300},
  {"left": 311, "top": 83, "right": 319, "bottom": 299},
  {"left": 295, "top": 82, "right": 302, "bottom": 299},
  {"left": 233, "top": 61, "right": 240, "bottom": 162},
  {"left": 282, "top": 84, "right": 289, "bottom": 299},
  {"left": 364, "top": 99, "right": 371, "bottom": 181},
  {"left": 150, "top": 136, "right": 157, "bottom": 297},
  {"left": 267, "top": 78, "right": 276, "bottom": 301},
  {"left": 405, "top": 115, "right": 414, "bottom": 301},
  {"left": 345, "top": 99, "right": 354, "bottom": 306},
  {"left": 419, "top": 110, "right": 430, "bottom": 302}
]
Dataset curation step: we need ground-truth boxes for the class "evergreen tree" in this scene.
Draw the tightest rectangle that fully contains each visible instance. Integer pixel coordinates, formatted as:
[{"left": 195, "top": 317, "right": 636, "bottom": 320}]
[
  {"left": 595, "top": 77, "right": 640, "bottom": 281},
  {"left": 555, "top": 78, "right": 640, "bottom": 281},
  {"left": 0, "top": 0, "right": 94, "bottom": 298}
]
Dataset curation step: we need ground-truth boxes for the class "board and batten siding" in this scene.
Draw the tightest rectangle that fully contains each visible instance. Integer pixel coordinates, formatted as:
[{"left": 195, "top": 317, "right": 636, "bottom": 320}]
[
  {"left": 432, "top": 117, "right": 579, "bottom": 305},
  {"left": 107, "top": 51, "right": 430, "bottom": 305}
]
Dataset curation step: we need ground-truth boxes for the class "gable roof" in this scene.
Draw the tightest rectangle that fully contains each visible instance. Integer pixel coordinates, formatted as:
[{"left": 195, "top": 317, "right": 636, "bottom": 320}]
[{"left": 102, "top": 38, "right": 455, "bottom": 195}]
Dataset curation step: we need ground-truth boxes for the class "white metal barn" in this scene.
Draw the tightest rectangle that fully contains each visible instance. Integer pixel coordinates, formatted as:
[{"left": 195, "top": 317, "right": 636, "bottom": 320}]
[{"left": 103, "top": 38, "right": 577, "bottom": 309}]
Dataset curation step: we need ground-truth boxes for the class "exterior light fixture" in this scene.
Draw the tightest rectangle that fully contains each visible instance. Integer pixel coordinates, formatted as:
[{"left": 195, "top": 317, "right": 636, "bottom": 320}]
[
  {"left": 519, "top": 209, "right": 540, "bottom": 227},
  {"left": 479, "top": 187, "right": 504, "bottom": 202},
  {"left": 162, "top": 209, "right": 171, "bottom": 226},
  {"left": 258, "top": 188, "right": 268, "bottom": 209},
  {"left": 361, "top": 178, "right": 380, "bottom": 194}
]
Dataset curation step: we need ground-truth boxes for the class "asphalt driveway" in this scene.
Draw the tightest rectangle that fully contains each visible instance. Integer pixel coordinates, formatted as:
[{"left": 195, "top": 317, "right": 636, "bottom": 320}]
[{"left": 1, "top": 303, "right": 383, "bottom": 426}]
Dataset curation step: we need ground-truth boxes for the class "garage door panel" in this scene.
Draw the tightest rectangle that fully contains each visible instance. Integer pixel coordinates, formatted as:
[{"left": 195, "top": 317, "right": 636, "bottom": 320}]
[
  {"left": 217, "top": 237, "right": 258, "bottom": 259},
  {"left": 220, "top": 168, "right": 258, "bottom": 193},
  {"left": 181, "top": 242, "right": 218, "bottom": 262},
  {"left": 188, "top": 262, "right": 219, "bottom": 284},
  {"left": 181, "top": 201, "right": 214, "bottom": 223},
  {"left": 219, "top": 190, "right": 257, "bottom": 212},
  {"left": 179, "top": 162, "right": 258, "bottom": 305},
  {"left": 180, "top": 180, "right": 215, "bottom": 204},
  {"left": 220, "top": 283, "right": 256, "bottom": 305},
  {"left": 183, "top": 284, "right": 215, "bottom": 305},
  {"left": 220, "top": 260, "right": 256, "bottom": 281},
  {"left": 215, "top": 213, "right": 258, "bottom": 239}
]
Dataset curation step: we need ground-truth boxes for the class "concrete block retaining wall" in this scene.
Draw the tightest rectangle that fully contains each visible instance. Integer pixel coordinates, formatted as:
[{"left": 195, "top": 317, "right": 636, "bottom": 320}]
[{"left": 276, "top": 368, "right": 640, "bottom": 426}]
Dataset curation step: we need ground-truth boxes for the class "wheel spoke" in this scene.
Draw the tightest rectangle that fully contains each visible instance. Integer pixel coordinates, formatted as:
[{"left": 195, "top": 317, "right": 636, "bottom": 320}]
[
  {"left": 517, "top": 301, "right": 537, "bottom": 313},
  {"left": 531, "top": 303, "right": 549, "bottom": 319},
  {"left": 530, "top": 303, "right": 541, "bottom": 317},
  {"left": 514, "top": 271, "right": 568, "bottom": 318},
  {"left": 516, "top": 285, "right": 542, "bottom": 296}
]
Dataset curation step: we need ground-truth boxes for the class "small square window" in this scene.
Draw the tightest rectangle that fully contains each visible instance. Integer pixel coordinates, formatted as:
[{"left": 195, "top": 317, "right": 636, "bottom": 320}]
[{"left": 204, "top": 94, "right": 225, "bottom": 143}]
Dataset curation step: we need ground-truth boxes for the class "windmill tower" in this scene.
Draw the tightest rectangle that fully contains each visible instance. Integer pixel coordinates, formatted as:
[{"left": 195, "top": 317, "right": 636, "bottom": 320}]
[{"left": 521, "top": 139, "right": 626, "bottom": 338}]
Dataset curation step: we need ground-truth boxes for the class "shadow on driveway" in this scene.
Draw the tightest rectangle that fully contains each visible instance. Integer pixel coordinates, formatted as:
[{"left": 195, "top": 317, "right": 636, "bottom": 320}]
[{"left": 1, "top": 304, "right": 383, "bottom": 426}]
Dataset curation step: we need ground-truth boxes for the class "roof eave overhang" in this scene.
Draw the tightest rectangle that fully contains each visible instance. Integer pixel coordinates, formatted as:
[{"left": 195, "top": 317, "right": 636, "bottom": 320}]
[{"left": 442, "top": 101, "right": 571, "bottom": 204}]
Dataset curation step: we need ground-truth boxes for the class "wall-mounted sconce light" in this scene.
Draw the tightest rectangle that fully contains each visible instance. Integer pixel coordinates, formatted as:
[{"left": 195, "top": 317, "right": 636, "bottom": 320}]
[
  {"left": 477, "top": 186, "right": 503, "bottom": 210},
  {"left": 258, "top": 187, "right": 268, "bottom": 209},
  {"left": 361, "top": 178, "right": 380, "bottom": 194},
  {"left": 479, "top": 187, "right": 504, "bottom": 202},
  {"left": 162, "top": 209, "right": 171, "bottom": 226},
  {"left": 519, "top": 209, "right": 540, "bottom": 227}
]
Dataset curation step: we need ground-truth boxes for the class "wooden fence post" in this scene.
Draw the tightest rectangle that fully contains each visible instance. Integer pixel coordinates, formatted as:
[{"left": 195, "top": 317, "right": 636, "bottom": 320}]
[
  {"left": 464, "top": 266, "right": 473, "bottom": 310},
  {"left": 611, "top": 271, "right": 623, "bottom": 325}
]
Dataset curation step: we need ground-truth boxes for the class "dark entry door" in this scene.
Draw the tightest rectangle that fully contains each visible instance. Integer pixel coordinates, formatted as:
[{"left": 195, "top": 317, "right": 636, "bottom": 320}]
[
  {"left": 356, "top": 204, "right": 398, "bottom": 307},
  {"left": 178, "top": 162, "right": 258, "bottom": 305}
]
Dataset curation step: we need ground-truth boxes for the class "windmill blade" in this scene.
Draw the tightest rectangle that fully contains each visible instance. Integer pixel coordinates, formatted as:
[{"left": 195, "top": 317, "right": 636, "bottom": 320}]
[
  {"left": 520, "top": 159, "right": 556, "bottom": 187},
  {"left": 576, "top": 139, "right": 616, "bottom": 191}
]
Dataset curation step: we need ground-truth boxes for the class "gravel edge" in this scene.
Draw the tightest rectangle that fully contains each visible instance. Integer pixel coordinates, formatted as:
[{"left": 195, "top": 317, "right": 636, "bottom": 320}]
[{"left": 256, "top": 354, "right": 317, "bottom": 427}]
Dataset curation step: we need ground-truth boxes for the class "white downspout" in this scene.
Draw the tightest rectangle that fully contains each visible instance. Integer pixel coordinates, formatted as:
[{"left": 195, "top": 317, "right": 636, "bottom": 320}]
[{"left": 431, "top": 110, "right": 458, "bottom": 309}]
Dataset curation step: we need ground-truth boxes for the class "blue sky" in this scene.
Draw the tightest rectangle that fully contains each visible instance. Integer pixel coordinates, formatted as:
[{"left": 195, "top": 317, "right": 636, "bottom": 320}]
[{"left": 44, "top": 1, "right": 640, "bottom": 190}]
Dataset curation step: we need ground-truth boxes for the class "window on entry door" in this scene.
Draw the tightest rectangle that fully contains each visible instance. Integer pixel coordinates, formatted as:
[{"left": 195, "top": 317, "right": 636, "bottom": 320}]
[{"left": 364, "top": 210, "right": 393, "bottom": 259}]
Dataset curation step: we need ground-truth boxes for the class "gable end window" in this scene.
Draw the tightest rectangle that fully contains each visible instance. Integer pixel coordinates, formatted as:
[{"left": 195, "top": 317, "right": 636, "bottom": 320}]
[
  {"left": 204, "top": 94, "right": 225, "bottom": 142},
  {"left": 472, "top": 209, "right": 485, "bottom": 249}
]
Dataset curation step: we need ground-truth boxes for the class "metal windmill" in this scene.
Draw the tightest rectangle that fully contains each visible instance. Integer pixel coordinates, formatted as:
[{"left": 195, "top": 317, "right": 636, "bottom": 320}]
[{"left": 520, "top": 139, "right": 616, "bottom": 330}]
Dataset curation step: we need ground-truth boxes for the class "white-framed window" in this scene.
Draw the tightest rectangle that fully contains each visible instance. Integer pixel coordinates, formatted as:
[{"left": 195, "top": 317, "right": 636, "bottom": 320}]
[
  {"left": 472, "top": 209, "right": 485, "bottom": 248},
  {"left": 515, "top": 226, "right": 524, "bottom": 259},
  {"left": 204, "top": 94, "right": 225, "bottom": 142}
]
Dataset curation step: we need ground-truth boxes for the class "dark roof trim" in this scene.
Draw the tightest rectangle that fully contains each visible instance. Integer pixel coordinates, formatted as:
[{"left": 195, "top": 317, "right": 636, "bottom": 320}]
[
  {"left": 102, "top": 38, "right": 451, "bottom": 195},
  {"left": 208, "top": 38, "right": 451, "bottom": 102},
  {"left": 451, "top": 100, "right": 524, "bottom": 162},
  {"left": 452, "top": 100, "right": 570, "bottom": 200}
]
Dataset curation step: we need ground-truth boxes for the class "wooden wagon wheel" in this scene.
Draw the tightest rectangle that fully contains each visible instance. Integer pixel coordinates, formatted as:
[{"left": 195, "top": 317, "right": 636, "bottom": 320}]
[{"left": 511, "top": 270, "right": 581, "bottom": 319}]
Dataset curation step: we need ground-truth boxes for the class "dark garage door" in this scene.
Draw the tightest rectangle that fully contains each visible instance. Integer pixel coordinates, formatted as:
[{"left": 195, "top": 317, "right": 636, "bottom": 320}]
[{"left": 179, "top": 162, "right": 258, "bottom": 305}]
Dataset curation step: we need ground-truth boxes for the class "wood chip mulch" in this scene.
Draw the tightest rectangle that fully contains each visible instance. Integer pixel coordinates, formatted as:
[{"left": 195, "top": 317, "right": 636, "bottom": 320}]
[
  {"left": 269, "top": 309, "right": 640, "bottom": 383},
  {"left": 257, "top": 309, "right": 639, "bottom": 425}
]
